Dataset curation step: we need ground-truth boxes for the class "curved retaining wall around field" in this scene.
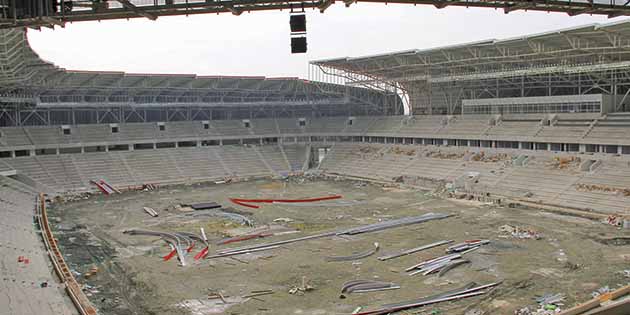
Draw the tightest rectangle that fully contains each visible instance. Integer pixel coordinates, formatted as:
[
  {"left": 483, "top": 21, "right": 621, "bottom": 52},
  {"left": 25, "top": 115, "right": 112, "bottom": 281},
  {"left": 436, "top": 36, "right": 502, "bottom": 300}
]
[{"left": 36, "top": 193, "right": 98, "bottom": 315}]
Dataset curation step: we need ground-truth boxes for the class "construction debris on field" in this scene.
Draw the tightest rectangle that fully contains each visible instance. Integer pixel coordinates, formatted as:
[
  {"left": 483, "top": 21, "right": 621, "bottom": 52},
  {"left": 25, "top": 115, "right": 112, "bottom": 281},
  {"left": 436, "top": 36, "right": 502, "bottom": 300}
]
[
  {"left": 143, "top": 207, "right": 158, "bottom": 217},
  {"left": 590, "top": 286, "right": 610, "bottom": 298},
  {"left": 340, "top": 280, "right": 400, "bottom": 298},
  {"left": 242, "top": 289, "right": 274, "bottom": 299},
  {"left": 446, "top": 240, "right": 490, "bottom": 253},
  {"left": 326, "top": 242, "right": 380, "bottom": 262},
  {"left": 49, "top": 177, "right": 630, "bottom": 315},
  {"left": 514, "top": 293, "right": 565, "bottom": 315},
  {"left": 186, "top": 210, "right": 253, "bottom": 226},
  {"left": 499, "top": 224, "right": 542, "bottom": 240},
  {"left": 188, "top": 202, "right": 222, "bottom": 210},
  {"left": 351, "top": 281, "right": 502, "bottom": 315},
  {"left": 230, "top": 195, "right": 343, "bottom": 209},
  {"left": 208, "top": 213, "right": 451, "bottom": 260},
  {"left": 377, "top": 240, "right": 453, "bottom": 261},
  {"left": 288, "top": 276, "right": 314, "bottom": 295},
  {"left": 405, "top": 250, "right": 474, "bottom": 277}
]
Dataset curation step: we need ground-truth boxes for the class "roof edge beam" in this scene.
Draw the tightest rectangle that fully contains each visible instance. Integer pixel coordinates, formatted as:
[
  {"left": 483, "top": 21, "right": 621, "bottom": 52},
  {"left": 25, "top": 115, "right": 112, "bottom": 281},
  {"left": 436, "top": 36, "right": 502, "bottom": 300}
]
[{"left": 115, "top": 0, "right": 158, "bottom": 21}]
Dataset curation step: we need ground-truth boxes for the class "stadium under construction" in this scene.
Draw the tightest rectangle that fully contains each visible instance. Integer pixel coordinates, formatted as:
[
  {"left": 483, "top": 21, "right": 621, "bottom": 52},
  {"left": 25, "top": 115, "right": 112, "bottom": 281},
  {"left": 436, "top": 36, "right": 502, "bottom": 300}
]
[{"left": 0, "top": 11, "right": 629, "bottom": 315}]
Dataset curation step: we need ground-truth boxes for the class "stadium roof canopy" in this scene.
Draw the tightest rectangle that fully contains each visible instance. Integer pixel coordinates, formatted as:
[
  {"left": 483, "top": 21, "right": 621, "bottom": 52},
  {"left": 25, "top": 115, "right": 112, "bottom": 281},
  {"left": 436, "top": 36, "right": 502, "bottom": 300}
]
[
  {"left": 311, "top": 20, "right": 630, "bottom": 84},
  {"left": 0, "top": 28, "right": 399, "bottom": 114}
]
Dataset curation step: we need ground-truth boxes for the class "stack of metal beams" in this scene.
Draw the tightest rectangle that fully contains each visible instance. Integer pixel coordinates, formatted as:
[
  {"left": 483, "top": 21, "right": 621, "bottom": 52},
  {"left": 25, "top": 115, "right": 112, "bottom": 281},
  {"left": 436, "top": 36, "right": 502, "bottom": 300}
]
[{"left": 405, "top": 240, "right": 488, "bottom": 277}]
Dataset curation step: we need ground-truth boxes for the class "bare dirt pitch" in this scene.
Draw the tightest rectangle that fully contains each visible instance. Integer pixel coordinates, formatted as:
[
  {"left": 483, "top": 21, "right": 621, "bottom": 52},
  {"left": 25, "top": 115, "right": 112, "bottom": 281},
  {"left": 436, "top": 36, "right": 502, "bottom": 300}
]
[{"left": 47, "top": 177, "right": 629, "bottom": 315}]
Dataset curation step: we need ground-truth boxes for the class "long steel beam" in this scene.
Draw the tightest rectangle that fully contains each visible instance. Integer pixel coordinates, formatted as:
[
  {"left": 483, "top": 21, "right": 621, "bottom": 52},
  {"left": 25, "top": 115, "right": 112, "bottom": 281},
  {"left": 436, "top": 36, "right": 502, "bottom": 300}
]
[{"left": 2, "top": 0, "right": 630, "bottom": 29}]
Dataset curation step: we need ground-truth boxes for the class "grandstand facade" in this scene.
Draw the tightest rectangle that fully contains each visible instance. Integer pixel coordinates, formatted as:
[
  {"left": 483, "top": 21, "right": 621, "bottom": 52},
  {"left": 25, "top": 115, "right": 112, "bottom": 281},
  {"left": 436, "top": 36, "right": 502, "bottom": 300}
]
[{"left": 0, "top": 23, "right": 629, "bottom": 204}]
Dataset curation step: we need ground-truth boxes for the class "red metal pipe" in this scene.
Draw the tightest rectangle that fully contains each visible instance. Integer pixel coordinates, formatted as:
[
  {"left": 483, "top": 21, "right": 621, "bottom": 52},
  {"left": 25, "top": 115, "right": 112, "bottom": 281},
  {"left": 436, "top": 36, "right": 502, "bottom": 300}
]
[
  {"left": 230, "top": 195, "right": 342, "bottom": 208},
  {"left": 217, "top": 232, "right": 273, "bottom": 245},
  {"left": 194, "top": 247, "right": 209, "bottom": 261},
  {"left": 186, "top": 242, "right": 195, "bottom": 253},
  {"left": 163, "top": 249, "right": 177, "bottom": 261}
]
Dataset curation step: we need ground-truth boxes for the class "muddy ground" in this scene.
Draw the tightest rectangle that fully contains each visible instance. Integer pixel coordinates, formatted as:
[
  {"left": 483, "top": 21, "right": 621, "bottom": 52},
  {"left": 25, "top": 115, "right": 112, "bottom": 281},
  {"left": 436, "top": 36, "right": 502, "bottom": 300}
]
[{"left": 47, "top": 177, "right": 629, "bottom": 315}]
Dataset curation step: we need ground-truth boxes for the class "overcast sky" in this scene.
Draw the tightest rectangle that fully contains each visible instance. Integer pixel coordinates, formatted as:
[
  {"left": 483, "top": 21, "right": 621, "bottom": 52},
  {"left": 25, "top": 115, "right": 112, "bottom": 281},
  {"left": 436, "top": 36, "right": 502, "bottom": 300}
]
[{"left": 27, "top": 4, "right": 627, "bottom": 79}]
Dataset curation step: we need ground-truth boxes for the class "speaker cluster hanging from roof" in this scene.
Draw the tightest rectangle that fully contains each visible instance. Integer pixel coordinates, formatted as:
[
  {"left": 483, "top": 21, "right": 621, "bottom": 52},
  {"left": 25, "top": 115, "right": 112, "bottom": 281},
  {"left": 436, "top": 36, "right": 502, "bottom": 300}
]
[{"left": 290, "top": 6, "right": 307, "bottom": 54}]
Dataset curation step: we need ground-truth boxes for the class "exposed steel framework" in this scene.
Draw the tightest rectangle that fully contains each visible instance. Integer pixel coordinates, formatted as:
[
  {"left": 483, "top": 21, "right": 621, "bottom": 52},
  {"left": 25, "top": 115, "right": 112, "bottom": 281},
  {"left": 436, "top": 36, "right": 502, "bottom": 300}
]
[
  {"left": 311, "top": 20, "right": 630, "bottom": 115},
  {"left": 1, "top": 0, "right": 630, "bottom": 29},
  {"left": 0, "top": 27, "right": 403, "bottom": 125}
]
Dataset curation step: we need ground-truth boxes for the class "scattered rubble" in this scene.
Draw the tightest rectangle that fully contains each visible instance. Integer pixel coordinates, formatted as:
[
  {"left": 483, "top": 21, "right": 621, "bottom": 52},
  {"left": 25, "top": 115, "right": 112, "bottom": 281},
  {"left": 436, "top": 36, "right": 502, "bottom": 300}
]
[
  {"left": 590, "top": 286, "right": 610, "bottom": 298},
  {"left": 426, "top": 150, "right": 465, "bottom": 160},
  {"left": 471, "top": 151, "right": 512, "bottom": 163},
  {"left": 547, "top": 156, "right": 581, "bottom": 170},
  {"left": 288, "top": 276, "right": 314, "bottom": 295},
  {"left": 575, "top": 183, "right": 630, "bottom": 197},
  {"left": 515, "top": 293, "right": 565, "bottom": 315},
  {"left": 387, "top": 147, "right": 416, "bottom": 156},
  {"left": 48, "top": 177, "right": 628, "bottom": 315},
  {"left": 53, "top": 191, "right": 92, "bottom": 203},
  {"left": 499, "top": 224, "right": 543, "bottom": 240}
]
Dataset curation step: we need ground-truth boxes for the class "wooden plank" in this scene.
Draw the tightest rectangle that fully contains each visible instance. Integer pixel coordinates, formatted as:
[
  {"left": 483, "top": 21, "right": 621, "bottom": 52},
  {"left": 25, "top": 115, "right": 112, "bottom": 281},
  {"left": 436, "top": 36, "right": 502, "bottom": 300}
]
[
  {"left": 582, "top": 298, "right": 630, "bottom": 315},
  {"left": 557, "top": 299, "right": 601, "bottom": 315}
]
